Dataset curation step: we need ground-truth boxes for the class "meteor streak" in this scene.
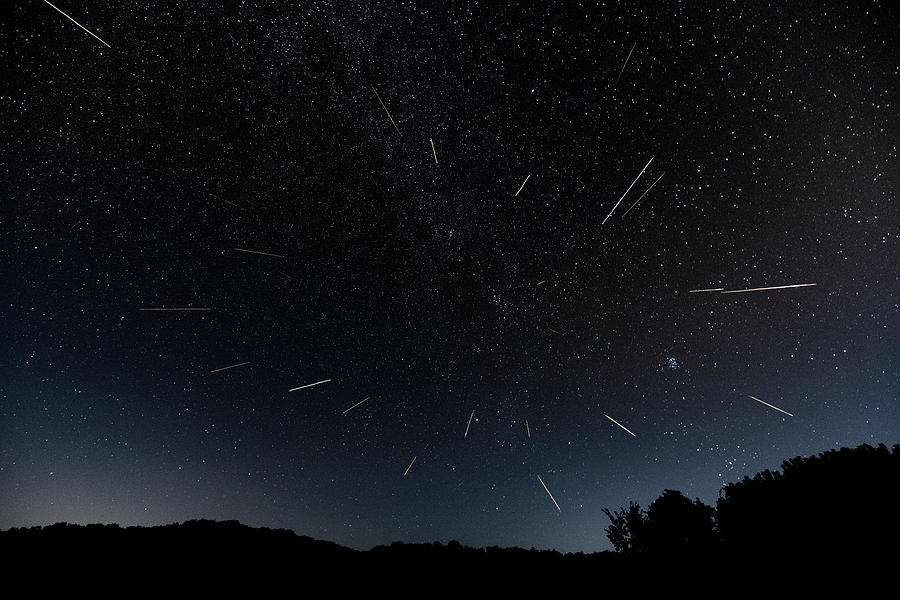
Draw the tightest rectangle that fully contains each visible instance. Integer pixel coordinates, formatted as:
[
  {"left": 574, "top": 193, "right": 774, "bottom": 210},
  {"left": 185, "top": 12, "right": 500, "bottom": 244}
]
[
  {"left": 621, "top": 172, "right": 665, "bottom": 217},
  {"left": 604, "top": 413, "right": 636, "bottom": 437},
  {"left": 515, "top": 174, "right": 531, "bottom": 196},
  {"left": 210, "top": 193, "right": 237, "bottom": 207},
  {"left": 526, "top": 420, "right": 531, "bottom": 439},
  {"left": 210, "top": 361, "right": 251, "bottom": 373},
  {"left": 721, "top": 283, "right": 817, "bottom": 294},
  {"left": 430, "top": 138, "right": 438, "bottom": 164},
  {"left": 342, "top": 397, "right": 370, "bottom": 414},
  {"left": 43, "top": 0, "right": 111, "bottom": 48},
  {"left": 234, "top": 248, "right": 287, "bottom": 258},
  {"left": 689, "top": 288, "right": 725, "bottom": 293},
  {"left": 613, "top": 42, "right": 636, "bottom": 86},
  {"left": 537, "top": 475, "right": 561, "bottom": 512},
  {"left": 289, "top": 379, "right": 332, "bottom": 392},
  {"left": 403, "top": 456, "right": 417, "bottom": 477},
  {"left": 140, "top": 307, "right": 210, "bottom": 311},
  {"left": 464, "top": 410, "right": 475, "bottom": 438},
  {"left": 602, "top": 157, "right": 653, "bottom": 224},
  {"left": 749, "top": 395, "right": 793, "bottom": 417},
  {"left": 371, "top": 85, "right": 401, "bottom": 135}
]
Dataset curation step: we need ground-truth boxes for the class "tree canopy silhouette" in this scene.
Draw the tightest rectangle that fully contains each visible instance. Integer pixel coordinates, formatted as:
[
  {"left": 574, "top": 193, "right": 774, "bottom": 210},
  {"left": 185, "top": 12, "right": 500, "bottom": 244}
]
[{"left": 603, "top": 443, "right": 900, "bottom": 558}]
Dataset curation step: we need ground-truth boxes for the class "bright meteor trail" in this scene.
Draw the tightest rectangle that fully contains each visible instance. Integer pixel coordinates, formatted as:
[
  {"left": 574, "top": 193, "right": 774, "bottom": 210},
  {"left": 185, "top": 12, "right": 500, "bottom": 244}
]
[
  {"left": 602, "top": 157, "right": 653, "bottom": 224},
  {"left": 342, "top": 397, "right": 370, "bottom": 414},
  {"left": 537, "top": 475, "right": 561, "bottom": 512},
  {"left": 749, "top": 396, "right": 794, "bottom": 417},
  {"left": 234, "top": 248, "right": 287, "bottom": 258},
  {"left": 371, "top": 85, "right": 401, "bottom": 135},
  {"left": 403, "top": 456, "right": 417, "bottom": 477},
  {"left": 209, "top": 361, "right": 251, "bottom": 373},
  {"left": 430, "top": 138, "right": 438, "bottom": 164},
  {"left": 43, "top": 0, "right": 111, "bottom": 48},
  {"left": 613, "top": 42, "right": 636, "bottom": 86},
  {"left": 464, "top": 410, "right": 474, "bottom": 438},
  {"left": 604, "top": 414, "right": 636, "bottom": 437},
  {"left": 721, "top": 283, "right": 817, "bottom": 294},
  {"left": 515, "top": 174, "right": 531, "bottom": 196},
  {"left": 289, "top": 379, "right": 332, "bottom": 392},
  {"left": 621, "top": 172, "right": 665, "bottom": 217}
]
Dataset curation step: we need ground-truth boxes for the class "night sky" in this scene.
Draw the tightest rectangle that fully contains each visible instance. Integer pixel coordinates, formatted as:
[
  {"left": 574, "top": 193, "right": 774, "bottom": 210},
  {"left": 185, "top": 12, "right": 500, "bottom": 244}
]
[{"left": 2, "top": 1, "right": 898, "bottom": 554}]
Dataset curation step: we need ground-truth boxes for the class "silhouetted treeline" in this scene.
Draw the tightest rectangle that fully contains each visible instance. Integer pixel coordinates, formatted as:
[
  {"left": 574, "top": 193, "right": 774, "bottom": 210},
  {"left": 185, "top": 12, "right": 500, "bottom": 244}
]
[
  {"left": 2, "top": 443, "right": 896, "bottom": 588},
  {"left": 603, "top": 443, "right": 900, "bottom": 562}
]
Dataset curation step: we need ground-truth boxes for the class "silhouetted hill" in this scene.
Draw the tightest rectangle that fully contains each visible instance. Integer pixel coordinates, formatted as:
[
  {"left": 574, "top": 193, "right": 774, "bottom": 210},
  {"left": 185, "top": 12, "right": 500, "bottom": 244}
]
[{"left": 3, "top": 443, "right": 896, "bottom": 588}]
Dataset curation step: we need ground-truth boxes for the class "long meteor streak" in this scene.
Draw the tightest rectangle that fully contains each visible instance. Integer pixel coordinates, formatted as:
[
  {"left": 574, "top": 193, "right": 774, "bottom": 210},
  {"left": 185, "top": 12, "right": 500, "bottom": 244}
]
[
  {"left": 234, "top": 247, "right": 287, "bottom": 258},
  {"left": 721, "top": 283, "right": 817, "bottom": 294},
  {"left": 526, "top": 420, "right": 531, "bottom": 439},
  {"left": 430, "top": 138, "right": 438, "bottom": 164},
  {"left": 604, "top": 413, "right": 636, "bottom": 437},
  {"left": 621, "top": 172, "right": 665, "bottom": 217},
  {"left": 140, "top": 307, "right": 211, "bottom": 311},
  {"left": 210, "top": 361, "right": 251, "bottom": 373},
  {"left": 464, "top": 410, "right": 475, "bottom": 438},
  {"left": 689, "top": 288, "right": 725, "bottom": 293},
  {"left": 403, "top": 456, "right": 417, "bottom": 477},
  {"left": 602, "top": 157, "right": 653, "bottom": 224},
  {"left": 289, "top": 379, "right": 332, "bottom": 392},
  {"left": 613, "top": 42, "right": 636, "bottom": 86},
  {"left": 43, "top": 0, "right": 111, "bottom": 48},
  {"left": 515, "top": 174, "right": 531, "bottom": 196},
  {"left": 749, "top": 395, "right": 793, "bottom": 417},
  {"left": 342, "top": 397, "right": 370, "bottom": 414},
  {"left": 371, "top": 85, "right": 401, "bottom": 135},
  {"left": 537, "top": 475, "right": 561, "bottom": 512}
]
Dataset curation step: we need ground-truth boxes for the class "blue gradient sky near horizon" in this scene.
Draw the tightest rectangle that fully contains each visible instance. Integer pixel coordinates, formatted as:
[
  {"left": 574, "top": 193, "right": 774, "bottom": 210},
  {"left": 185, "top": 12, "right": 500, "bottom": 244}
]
[{"left": 2, "top": 1, "right": 897, "bottom": 553}]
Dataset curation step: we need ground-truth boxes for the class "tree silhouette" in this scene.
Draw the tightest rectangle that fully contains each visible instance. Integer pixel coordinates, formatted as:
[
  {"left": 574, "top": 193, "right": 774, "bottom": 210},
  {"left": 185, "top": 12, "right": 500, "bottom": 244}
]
[
  {"left": 643, "top": 489, "right": 716, "bottom": 553},
  {"left": 603, "top": 491, "right": 716, "bottom": 554},
  {"left": 602, "top": 501, "right": 646, "bottom": 554}
]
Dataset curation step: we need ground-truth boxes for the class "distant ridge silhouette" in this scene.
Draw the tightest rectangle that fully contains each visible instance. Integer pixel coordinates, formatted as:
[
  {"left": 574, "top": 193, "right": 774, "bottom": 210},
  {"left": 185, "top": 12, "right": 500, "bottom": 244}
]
[{"left": 3, "top": 443, "right": 896, "bottom": 588}]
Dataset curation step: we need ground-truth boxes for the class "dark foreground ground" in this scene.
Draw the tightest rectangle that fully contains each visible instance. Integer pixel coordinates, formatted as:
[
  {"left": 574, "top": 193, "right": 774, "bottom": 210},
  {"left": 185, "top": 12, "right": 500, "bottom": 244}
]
[{"left": 3, "top": 443, "right": 896, "bottom": 592}]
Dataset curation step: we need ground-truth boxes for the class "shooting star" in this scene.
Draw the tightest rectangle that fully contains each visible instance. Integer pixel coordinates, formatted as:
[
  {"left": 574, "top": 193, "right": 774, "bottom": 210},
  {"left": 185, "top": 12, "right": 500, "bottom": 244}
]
[
  {"left": 689, "top": 288, "right": 725, "bottom": 293},
  {"left": 515, "top": 174, "right": 531, "bottom": 196},
  {"left": 721, "top": 283, "right": 817, "bottom": 294},
  {"left": 613, "top": 42, "right": 636, "bottom": 86},
  {"left": 604, "top": 413, "right": 636, "bottom": 437},
  {"left": 209, "top": 361, "right": 251, "bottom": 373},
  {"left": 526, "top": 420, "right": 531, "bottom": 439},
  {"left": 371, "top": 85, "right": 401, "bottom": 135},
  {"left": 210, "top": 193, "right": 238, "bottom": 208},
  {"left": 43, "top": 0, "right": 111, "bottom": 48},
  {"left": 403, "top": 456, "right": 417, "bottom": 477},
  {"left": 289, "top": 379, "right": 332, "bottom": 392},
  {"left": 430, "top": 138, "right": 438, "bottom": 164},
  {"left": 234, "top": 247, "right": 287, "bottom": 258},
  {"left": 749, "top": 395, "right": 793, "bottom": 417},
  {"left": 536, "top": 280, "right": 546, "bottom": 286},
  {"left": 621, "top": 172, "right": 665, "bottom": 217},
  {"left": 547, "top": 327, "right": 561, "bottom": 335},
  {"left": 537, "top": 475, "right": 561, "bottom": 512},
  {"left": 140, "top": 307, "right": 210, "bottom": 311},
  {"left": 464, "top": 410, "right": 475, "bottom": 438},
  {"left": 602, "top": 157, "right": 653, "bottom": 224},
  {"left": 342, "top": 396, "right": 370, "bottom": 415}
]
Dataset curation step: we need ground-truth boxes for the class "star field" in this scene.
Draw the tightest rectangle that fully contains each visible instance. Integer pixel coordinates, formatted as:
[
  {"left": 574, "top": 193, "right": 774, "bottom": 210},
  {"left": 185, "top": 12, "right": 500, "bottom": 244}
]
[{"left": 1, "top": 1, "right": 898, "bottom": 553}]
